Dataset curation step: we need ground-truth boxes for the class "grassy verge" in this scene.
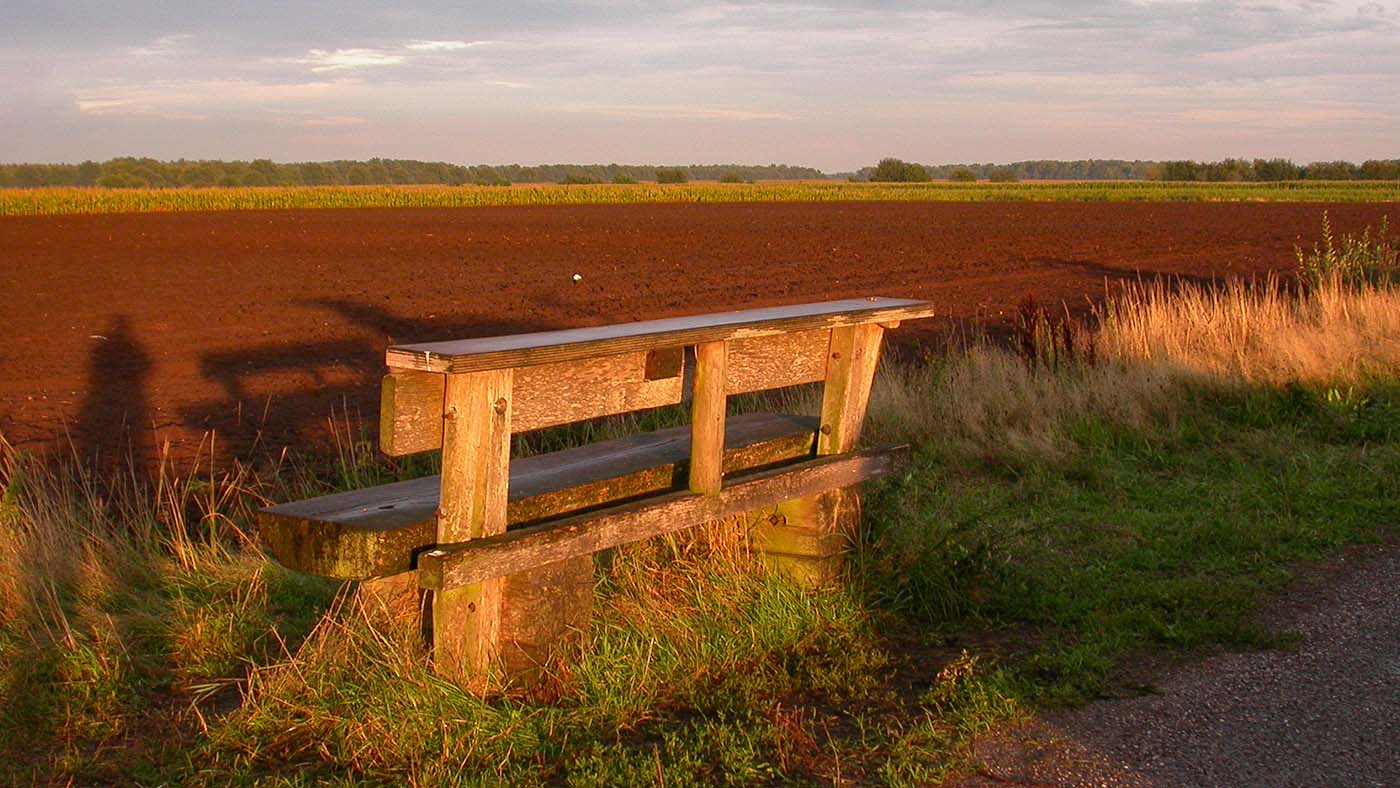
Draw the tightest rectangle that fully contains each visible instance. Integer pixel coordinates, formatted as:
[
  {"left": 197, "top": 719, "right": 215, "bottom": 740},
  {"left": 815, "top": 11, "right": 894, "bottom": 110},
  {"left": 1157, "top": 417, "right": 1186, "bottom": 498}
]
[
  {"left": 1, "top": 179, "right": 1397, "bottom": 216},
  {"left": 3, "top": 237, "right": 1398, "bottom": 784}
]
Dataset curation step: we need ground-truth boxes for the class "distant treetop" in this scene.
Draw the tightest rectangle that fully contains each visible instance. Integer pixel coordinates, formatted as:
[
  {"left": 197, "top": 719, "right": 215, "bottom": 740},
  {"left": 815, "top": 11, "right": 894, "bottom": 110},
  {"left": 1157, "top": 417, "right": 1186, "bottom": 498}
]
[
  {"left": 854, "top": 157, "right": 1400, "bottom": 183},
  {"left": 0, "top": 158, "right": 829, "bottom": 189},
  {"left": 2, "top": 156, "right": 1396, "bottom": 189}
]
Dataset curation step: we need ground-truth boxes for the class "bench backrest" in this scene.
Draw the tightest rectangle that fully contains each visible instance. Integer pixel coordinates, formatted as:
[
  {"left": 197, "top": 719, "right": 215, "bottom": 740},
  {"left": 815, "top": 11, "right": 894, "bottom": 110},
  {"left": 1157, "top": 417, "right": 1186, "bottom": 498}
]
[{"left": 380, "top": 297, "right": 934, "bottom": 456}]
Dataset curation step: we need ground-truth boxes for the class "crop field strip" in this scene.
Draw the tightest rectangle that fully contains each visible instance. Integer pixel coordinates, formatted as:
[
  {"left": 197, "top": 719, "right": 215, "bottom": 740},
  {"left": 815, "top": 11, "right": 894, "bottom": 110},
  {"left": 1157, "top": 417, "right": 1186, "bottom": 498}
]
[{"left": 2, "top": 179, "right": 1398, "bottom": 216}]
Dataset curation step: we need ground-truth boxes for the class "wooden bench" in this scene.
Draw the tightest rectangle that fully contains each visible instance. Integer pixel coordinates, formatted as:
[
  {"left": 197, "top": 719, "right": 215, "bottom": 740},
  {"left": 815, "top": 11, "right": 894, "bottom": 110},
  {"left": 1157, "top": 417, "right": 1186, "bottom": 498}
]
[{"left": 259, "top": 297, "right": 934, "bottom": 686}]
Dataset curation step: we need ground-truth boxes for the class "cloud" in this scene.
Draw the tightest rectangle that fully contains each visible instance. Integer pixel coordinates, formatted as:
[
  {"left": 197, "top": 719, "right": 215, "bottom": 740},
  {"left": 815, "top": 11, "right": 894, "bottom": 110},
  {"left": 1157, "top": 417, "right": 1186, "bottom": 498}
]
[
  {"left": 128, "top": 33, "right": 193, "bottom": 57},
  {"left": 301, "top": 115, "right": 369, "bottom": 126},
  {"left": 404, "top": 39, "right": 495, "bottom": 51},
  {"left": 73, "top": 79, "right": 352, "bottom": 119},
  {"left": 291, "top": 48, "right": 405, "bottom": 72},
  {"left": 76, "top": 97, "right": 132, "bottom": 113},
  {"left": 4, "top": 1, "right": 1398, "bottom": 167},
  {"left": 1176, "top": 108, "right": 1386, "bottom": 126},
  {"left": 564, "top": 104, "right": 801, "bottom": 121}
]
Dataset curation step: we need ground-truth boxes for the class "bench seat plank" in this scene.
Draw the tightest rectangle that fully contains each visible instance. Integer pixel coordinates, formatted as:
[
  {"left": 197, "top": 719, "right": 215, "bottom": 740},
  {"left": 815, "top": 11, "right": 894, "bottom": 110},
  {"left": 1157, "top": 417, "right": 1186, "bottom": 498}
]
[
  {"left": 418, "top": 445, "right": 911, "bottom": 589},
  {"left": 386, "top": 297, "right": 934, "bottom": 373},
  {"left": 259, "top": 413, "right": 818, "bottom": 579}
]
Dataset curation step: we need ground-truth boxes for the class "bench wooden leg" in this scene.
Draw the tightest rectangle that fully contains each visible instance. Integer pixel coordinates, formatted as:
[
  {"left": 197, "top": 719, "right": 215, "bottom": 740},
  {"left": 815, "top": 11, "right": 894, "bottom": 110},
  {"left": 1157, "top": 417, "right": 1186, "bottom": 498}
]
[
  {"left": 751, "top": 321, "right": 882, "bottom": 587},
  {"left": 357, "top": 570, "right": 430, "bottom": 645},
  {"left": 498, "top": 555, "right": 594, "bottom": 683},
  {"left": 751, "top": 487, "right": 860, "bottom": 587},
  {"left": 356, "top": 561, "right": 594, "bottom": 683},
  {"left": 434, "top": 368, "right": 513, "bottom": 687}
]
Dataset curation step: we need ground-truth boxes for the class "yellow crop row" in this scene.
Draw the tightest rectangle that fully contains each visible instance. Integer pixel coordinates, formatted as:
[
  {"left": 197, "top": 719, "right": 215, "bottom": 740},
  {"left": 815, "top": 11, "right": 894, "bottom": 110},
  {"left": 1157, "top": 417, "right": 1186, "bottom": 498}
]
[{"left": 1, "top": 180, "right": 1397, "bottom": 216}]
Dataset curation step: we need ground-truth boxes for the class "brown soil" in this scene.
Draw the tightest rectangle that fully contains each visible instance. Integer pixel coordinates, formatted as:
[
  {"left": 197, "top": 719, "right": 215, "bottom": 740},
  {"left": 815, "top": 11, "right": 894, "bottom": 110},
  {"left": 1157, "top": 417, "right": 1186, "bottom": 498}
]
[{"left": 1, "top": 201, "right": 1392, "bottom": 464}]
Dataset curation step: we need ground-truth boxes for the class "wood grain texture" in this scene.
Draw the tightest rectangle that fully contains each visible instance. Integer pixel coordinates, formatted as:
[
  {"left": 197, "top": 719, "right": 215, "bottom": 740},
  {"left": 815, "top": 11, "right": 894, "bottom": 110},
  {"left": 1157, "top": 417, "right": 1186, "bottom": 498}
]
[
  {"left": 386, "top": 298, "right": 934, "bottom": 373},
  {"left": 753, "top": 488, "right": 863, "bottom": 587},
  {"left": 725, "top": 329, "right": 830, "bottom": 395},
  {"left": 689, "top": 340, "right": 727, "bottom": 494},
  {"left": 817, "top": 324, "right": 885, "bottom": 455},
  {"left": 380, "top": 370, "right": 444, "bottom": 457},
  {"left": 433, "top": 369, "right": 513, "bottom": 683},
  {"left": 381, "top": 352, "right": 684, "bottom": 456},
  {"left": 418, "top": 445, "right": 909, "bottom": 589},
  {"left": 260, "top": 413, "right": 819, "bottom": 578},
  {"left": 497, "top": 556, "right": 594, "bottom": 682}
]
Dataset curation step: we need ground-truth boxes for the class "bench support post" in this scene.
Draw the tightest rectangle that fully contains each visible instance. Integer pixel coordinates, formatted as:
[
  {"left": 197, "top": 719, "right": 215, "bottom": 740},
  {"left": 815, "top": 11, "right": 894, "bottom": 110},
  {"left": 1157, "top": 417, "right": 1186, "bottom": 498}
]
[
  {"left": 690, "top": 340, "right": 728, "bottom": 494},
  {"left": 357, "top": 570, "right": 428, "bottom": 643},
  {"left": 755, "top": 324, "right": 885, "bottom": 586},
  {"left": 432, "top": 368, "right": 513, "bottom": 686},
  {"left": 817, "top": 324, "right": 884, "bottom": 456},
  {"left": 497, "top": 556, "right": 594, "bottom": 682},
  {"left": 750, "top": 488, "right": 861, "bottom": 586}
]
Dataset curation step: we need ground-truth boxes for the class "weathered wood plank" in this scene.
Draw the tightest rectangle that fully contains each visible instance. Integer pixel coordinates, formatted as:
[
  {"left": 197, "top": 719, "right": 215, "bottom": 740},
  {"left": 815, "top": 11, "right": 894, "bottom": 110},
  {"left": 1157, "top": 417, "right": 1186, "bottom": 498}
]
[
  {"left": 725, "top": 329, "right": 830, "bottom": 395},
  {"left": 381, "top": 352, "right": 684, "bottom": 456},
  {"left": 514, "top": 353, "right": 682, "bottom": 434},
  {"left": 433, "top": 369, "right": 512, "bottom": 683},
  {"left": 380, "top": 370, "right": 444, "bottom": 457},
  {"left": 259, "top": 413, "right": 819, "bottom": 579},
  {"left": 498, "top": 556, "right": 594, "bottom": 682},
  {"left": 817, "top": 324, "right": 885, "bottom": 455},
  {"left": 418, "top": 445, "right": 910, "bottom": 590},
  {"left": 689, "top": 341, "right": 727, "bottom": 494},
  {"left": 752, "top": 488, "right": 862, "bottom": 587},
  {"left": 387, "top": 298, "right": 934, "bottom": 373}
]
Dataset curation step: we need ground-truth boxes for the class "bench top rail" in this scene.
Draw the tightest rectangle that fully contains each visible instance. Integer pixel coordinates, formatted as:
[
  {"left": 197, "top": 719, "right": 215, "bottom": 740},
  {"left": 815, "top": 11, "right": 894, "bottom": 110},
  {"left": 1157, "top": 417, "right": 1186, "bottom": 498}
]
[{"left": 386, "top": 297, "right": 934, "bottom": 374}]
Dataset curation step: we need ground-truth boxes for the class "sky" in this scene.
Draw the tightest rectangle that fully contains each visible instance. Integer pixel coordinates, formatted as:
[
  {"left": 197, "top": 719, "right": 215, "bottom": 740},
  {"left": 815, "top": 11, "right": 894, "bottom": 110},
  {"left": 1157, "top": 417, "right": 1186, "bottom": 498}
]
[{"left": 2, "top": 1, "right": 1397, "bottom": 171}]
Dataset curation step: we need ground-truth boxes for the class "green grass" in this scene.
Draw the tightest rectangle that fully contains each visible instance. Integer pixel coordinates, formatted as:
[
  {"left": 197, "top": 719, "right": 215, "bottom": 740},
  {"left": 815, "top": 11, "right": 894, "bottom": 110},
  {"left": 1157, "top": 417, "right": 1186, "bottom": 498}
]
[
  {"left": 1, "top": 179, "right": 1397, "bottom": 216},
  {"left": 4, "top": 371, "right": 1395, "bottom": 784},
  {"left": 861, "top": 380, "right": 1400, "bottom": 705},
  {"left": 1295, "top": 211, "right": 1399, "bottom": 288}
]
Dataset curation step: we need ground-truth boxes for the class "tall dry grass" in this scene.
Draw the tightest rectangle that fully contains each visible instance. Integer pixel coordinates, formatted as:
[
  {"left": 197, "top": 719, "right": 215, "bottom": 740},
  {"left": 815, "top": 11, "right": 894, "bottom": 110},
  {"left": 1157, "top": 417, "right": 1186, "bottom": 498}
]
[
  {"left": 856, "top": 276, "right": 1400, "bottom": 461},
  {"left": 0, "top": 435, "right": 337, "bottom": 779},
  {"left": 1103, "top": 276, "right": 1400, "bottom": 385},
  {"left": 0, "top": 435, "right": 256, "bottom": 646}
]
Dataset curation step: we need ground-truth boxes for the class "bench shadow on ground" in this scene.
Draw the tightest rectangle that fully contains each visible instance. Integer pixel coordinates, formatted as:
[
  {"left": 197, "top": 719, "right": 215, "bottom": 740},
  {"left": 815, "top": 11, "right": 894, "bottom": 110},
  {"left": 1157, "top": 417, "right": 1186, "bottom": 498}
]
[
  {"left": 888, "top": 261, "right": 1246, "bottom": 362},
  {"left": 161, "top": 266, "right": 1239, "bottom": 463},
  {"left": 176, "top": 299, "right": 569, "bottom": 461}
]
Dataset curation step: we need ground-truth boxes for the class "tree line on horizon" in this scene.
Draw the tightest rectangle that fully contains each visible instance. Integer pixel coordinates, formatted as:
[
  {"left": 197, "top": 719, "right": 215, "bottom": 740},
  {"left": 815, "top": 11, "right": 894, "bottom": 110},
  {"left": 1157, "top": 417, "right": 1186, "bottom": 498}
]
[
  {"left": 1, "top": 156, "right": 1395, "bottom": 189},
  {"left": 858, "top": 157, "right": 1400, "bottom": 182},
  {"left": 0, "top": 158, "right": 826, "bottom": 189}
]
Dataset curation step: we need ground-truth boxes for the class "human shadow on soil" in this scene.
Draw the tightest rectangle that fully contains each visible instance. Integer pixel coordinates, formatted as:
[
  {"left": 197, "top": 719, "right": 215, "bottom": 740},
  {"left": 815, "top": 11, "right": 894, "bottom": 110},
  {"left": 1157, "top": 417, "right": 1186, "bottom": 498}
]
[
  {"left": 74, "top": 315, "right": 154, "bottom": 470},
  {"left": 179, "top": 299, "right": 568, "bottom": 460}
]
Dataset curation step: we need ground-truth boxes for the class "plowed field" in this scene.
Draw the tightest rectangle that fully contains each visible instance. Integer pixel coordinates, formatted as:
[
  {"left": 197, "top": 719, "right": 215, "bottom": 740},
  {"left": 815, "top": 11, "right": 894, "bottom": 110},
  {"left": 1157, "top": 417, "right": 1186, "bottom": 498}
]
[{"left": 1, "top": 200, "right": 1392, "bottom": 463}]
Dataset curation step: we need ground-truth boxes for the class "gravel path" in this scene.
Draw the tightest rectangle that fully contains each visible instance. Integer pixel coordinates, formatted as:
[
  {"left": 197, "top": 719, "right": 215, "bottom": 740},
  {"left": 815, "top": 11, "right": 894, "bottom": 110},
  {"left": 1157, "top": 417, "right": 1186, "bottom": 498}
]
[{"left": 953, "top": 542, "right": 1400, "bottom": 788}]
